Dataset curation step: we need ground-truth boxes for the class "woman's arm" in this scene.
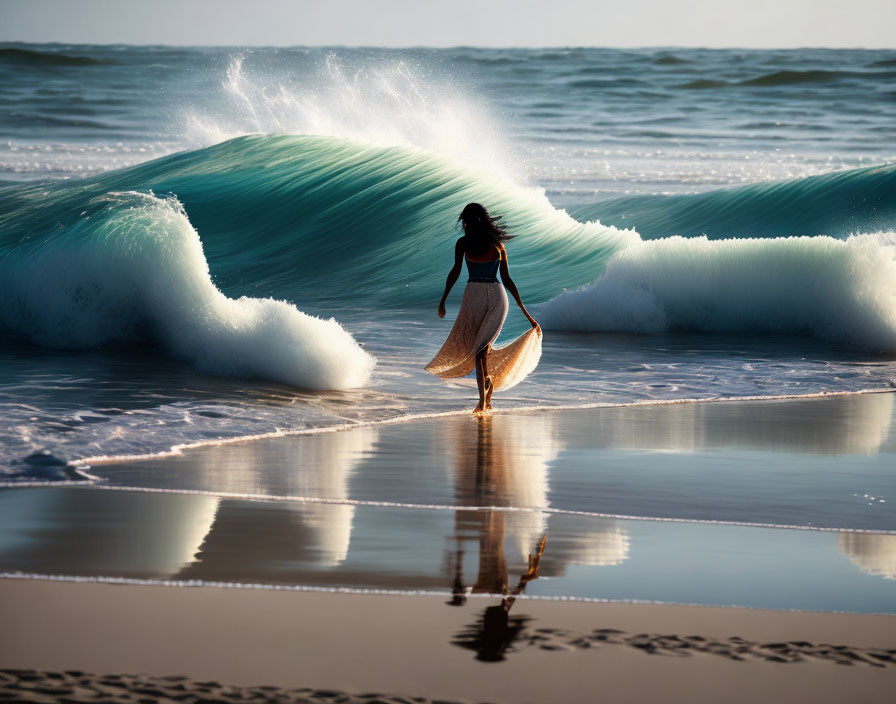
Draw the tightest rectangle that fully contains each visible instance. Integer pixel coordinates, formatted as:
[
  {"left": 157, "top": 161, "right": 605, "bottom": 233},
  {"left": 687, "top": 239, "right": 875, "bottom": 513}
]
[
  {"left": 438, "top": 238, "right": 465, "bottom": 318},
  {"left": 498, "top": 244, "right": 539, "bottom": 328}
]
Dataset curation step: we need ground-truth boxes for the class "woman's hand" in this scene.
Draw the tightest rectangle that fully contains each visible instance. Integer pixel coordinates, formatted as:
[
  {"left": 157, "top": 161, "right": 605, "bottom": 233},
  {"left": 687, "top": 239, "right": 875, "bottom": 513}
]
[{"left": 438, "top": 301, "right": 446, "bottom": 318}]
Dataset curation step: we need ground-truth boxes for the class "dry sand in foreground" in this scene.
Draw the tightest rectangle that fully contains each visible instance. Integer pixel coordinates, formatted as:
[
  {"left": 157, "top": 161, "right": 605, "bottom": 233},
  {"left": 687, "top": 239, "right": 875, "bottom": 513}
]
[{"left": 1, "top": 578, "right": 895, "bottom": 703}]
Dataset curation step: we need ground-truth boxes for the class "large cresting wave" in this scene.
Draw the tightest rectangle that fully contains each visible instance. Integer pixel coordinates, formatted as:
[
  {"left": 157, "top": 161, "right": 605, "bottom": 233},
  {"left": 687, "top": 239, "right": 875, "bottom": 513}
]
[
  {"left": 0, "top": 134, "right": 638, "bottom": 305},
  {"left": 0, "top": 191, "right": 374, "bottom": 390},
  {"left": 2, "top": 133, "right": 896, "bottom": 367}
]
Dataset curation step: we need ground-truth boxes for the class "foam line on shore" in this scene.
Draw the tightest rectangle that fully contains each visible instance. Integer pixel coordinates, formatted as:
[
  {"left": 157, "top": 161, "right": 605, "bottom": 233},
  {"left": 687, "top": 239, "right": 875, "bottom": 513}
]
[
  {"left": 2, "top": 571, "right": 894, "bottom": 615},
  {"left": 2, "top": 483, "right": 893, "bottom": 535},
  {"left": 61, "top": 386, "right": 896, "bottom": 468}
]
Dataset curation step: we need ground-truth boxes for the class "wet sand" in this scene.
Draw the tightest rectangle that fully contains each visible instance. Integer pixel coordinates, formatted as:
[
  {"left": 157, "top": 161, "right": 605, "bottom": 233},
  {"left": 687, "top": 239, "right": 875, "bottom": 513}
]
[
  {"left": 2, "top": 486, "right": 895, "bottom": 612},
  {"left": 2, "top": 579, "right": 896, "bottom": 703},
  {"left": 85, "top": 392, "right": 896, "bottom": 530},
  {"left": 2, "top": 393, "right": 895, "bottom": 612}
]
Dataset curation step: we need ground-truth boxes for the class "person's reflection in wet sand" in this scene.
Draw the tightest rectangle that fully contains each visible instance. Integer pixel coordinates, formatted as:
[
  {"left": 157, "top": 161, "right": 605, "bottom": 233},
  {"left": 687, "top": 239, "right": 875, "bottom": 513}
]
[
  {"left": 447, "top": 415, "right": 549, "bottom": 661},
  {"left": 451, "top": 532, "right": 547, "bottom": 662}
]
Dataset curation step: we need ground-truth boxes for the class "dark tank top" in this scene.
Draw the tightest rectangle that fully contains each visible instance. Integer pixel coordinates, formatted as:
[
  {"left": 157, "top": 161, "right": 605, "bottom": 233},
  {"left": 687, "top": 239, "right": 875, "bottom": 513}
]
[{"left": 465, "top": 247, "right": 501, "bottom": 283}]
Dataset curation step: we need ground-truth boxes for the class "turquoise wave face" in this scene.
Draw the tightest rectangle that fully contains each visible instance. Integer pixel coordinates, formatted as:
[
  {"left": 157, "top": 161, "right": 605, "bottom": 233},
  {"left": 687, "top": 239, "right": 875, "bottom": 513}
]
[
  {"left": 574, "top": 162, "right": 896, "bottom": 239},
  {"left": 1, "top": 134, "right": 895, "bottom": 363},
  {"left": 0, "top": 134, "right": 633, "bottom": 306}
]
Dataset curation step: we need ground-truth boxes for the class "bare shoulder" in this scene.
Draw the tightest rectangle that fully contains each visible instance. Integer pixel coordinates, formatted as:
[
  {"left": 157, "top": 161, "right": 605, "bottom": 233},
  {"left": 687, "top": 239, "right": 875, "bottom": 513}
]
[
  {"left": 454, "top": 237, "right": 466, "bottom": 252},
  {"left": 497, "top": 242, "right": 509, "bottom": 259}
]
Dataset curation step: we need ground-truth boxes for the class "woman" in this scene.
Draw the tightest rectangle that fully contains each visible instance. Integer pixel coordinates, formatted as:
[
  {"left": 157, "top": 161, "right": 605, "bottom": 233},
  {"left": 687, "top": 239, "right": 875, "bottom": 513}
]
[{"left": 425, "top": 203, "right": 541, "bottom": 413}]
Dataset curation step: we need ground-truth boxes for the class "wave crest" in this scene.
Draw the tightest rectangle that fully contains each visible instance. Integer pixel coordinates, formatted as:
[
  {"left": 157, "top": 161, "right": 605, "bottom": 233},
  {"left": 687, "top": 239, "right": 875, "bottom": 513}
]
[{"left": 0, "top": 134, "right": 637, "bottom": 306}]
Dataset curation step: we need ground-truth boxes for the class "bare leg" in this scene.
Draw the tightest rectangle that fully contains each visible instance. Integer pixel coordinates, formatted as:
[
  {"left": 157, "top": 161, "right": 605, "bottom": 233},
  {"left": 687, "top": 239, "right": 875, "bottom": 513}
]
[
  {"left": 483, "top": 347, "right": 494, "bottom": 411},
  {"left": 474, "top": 349, "right": 489, "bottom": 414}
]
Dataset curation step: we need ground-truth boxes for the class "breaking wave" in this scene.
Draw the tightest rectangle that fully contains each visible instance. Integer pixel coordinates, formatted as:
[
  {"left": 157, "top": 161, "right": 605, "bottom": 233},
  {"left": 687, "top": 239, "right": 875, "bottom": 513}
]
[
  {"left": 1, "top": 132, "right": 895, "bottom": 379},
  {"left": 539, "top": 233, "right": 896, "bottom": 352},
  {"left": 0, "top": 190, "right": 374, "bottom": 389}
]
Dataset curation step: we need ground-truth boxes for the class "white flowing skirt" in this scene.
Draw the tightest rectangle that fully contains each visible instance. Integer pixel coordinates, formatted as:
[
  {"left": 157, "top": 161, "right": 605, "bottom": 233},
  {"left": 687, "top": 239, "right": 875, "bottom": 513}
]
[{"left": 425, "top": 281, "right": 541, "bottom": 391}]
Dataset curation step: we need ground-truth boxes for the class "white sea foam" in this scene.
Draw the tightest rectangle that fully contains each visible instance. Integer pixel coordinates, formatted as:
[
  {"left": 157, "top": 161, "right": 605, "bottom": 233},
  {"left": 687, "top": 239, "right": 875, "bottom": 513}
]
[
  {"left": 539, "top": 233, "right": 896, "bottom": 352},
  {"left": 0, "top": 192, "right": 375, "bottom": 390}
]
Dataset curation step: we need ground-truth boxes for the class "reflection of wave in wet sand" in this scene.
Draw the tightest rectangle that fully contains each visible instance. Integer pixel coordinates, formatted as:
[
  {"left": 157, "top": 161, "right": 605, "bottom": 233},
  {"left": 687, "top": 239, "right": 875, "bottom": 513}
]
[
  {"left": 537, "top": 516, "right": 630, "bottom": 577},
  {"left": 188, "top": 428, "right": 377, "bottom": 565},
  {"left": 598, "top": 392, "right": 894, "bottom": 456},
  {"left": 566, "top": 524, "right": 631, "bottom": 566},
  {"left": 500, "top": 415, "right": 557, "bottom": 557},
  {"left": 0, "top": 489, "right": 220, "bottom": 575},
  {"left": 838, "top": 532, "right": 896, "bottom": 580},
  {"left": 288, "top": 429, "right": 377, "bottom": 565},
  {"left": 302, "top": 503, "right": 354, "bottom": 566}
]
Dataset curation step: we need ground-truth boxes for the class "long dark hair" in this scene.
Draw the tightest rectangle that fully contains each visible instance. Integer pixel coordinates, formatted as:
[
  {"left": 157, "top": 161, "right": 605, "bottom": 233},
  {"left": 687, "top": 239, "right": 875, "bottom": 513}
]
[{"left": 458, "top": 203, "right": 514, "bottom": 255}]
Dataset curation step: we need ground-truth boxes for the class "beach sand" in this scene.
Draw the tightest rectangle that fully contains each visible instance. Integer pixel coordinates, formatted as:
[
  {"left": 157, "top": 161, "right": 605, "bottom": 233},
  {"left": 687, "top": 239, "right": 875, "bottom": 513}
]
[
  {"left": 2, "top": 579, "right": 895, "bottom": 703},
  {"left": 2, "top": 394, "right": 895, "bottom": 701}
]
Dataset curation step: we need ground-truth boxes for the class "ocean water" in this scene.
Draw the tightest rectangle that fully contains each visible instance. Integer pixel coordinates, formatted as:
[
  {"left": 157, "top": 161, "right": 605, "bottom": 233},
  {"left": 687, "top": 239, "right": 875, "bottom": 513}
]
[{"left": 1, "top": 43, "right": 896, "bottom": 476}]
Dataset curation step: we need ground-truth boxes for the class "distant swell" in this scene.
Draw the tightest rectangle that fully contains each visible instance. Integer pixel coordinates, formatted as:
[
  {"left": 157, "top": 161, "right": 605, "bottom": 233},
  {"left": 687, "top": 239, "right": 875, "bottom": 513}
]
[
  {"left": 0, "top": 47, "right": 110, "bottom": 66},
  {"left": 677, "top": 69, "right": 889, "bottom": 90},
  {"left": 652, "top": 55, "right": 691, "bottom": 66},
  {"left": 574, "top": 163, "right": 896, "bottom": 239},
  {"left": 741, "top": 69, "right": 863, "bottom": 87},
  {"left": 677, "top": 79, "right": 727, "bottom": 90}
]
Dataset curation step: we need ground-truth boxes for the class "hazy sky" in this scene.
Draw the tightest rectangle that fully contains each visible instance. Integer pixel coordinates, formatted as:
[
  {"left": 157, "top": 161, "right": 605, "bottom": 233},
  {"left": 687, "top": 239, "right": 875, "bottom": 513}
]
[{"left": 2, "top": 0, "right": 895, "bottom": 48}]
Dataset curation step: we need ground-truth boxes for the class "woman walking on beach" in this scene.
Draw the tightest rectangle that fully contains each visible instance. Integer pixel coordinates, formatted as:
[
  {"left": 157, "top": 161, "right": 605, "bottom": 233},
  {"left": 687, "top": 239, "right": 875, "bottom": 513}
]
[{"left": 425, "top": 203, "right": 542, "bottom": 413}]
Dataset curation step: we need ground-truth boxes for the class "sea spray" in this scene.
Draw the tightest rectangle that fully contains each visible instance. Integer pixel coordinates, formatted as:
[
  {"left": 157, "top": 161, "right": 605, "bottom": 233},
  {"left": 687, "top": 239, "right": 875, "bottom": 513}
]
[
  {"left": 0, "top": 191, "right": 375, "bottom": 389},
  {"left": 184, "top": 54, "right": 512, "bottom": 177}
]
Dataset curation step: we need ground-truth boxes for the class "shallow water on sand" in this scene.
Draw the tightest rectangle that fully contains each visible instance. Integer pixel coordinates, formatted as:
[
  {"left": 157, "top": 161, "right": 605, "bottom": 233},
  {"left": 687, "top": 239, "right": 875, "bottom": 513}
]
[
  {"left": 83, "top": 394, "right": 896, "bottom": 531},
  {"left": 4, "top": 323, "right": 895, "bottom": 473},
  {"left": 1, "top": 487, "right": 894, "bottom": 613},
  {"left": 2, "top": 395, "right": 894, "bottom": 613}
]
